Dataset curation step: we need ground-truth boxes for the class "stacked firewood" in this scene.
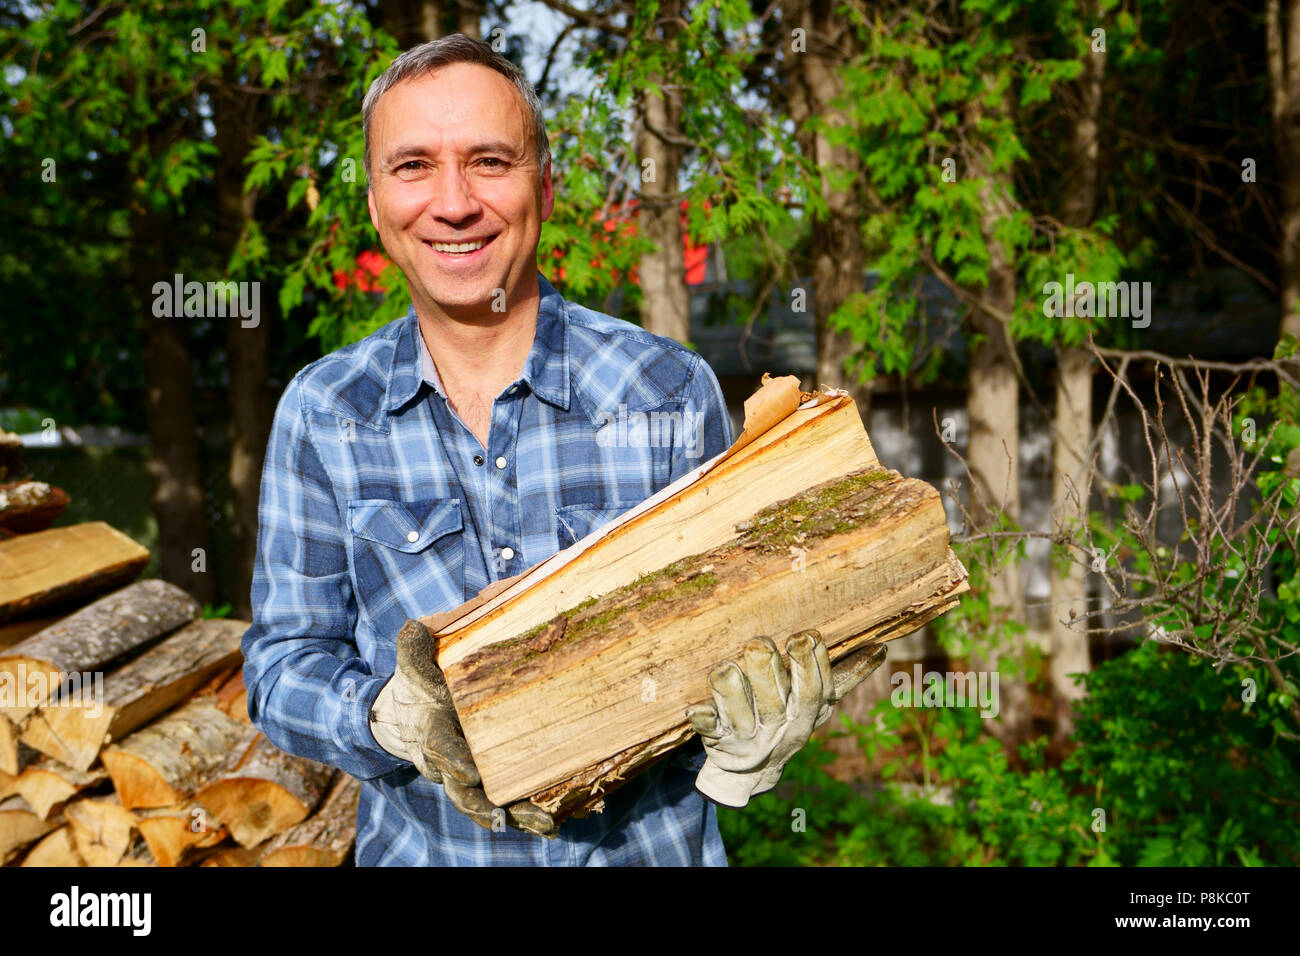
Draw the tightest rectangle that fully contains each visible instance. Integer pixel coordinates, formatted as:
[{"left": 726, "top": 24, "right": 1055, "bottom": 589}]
[{"left": 0, "top": 437, "right": 355, "bottom": 867}]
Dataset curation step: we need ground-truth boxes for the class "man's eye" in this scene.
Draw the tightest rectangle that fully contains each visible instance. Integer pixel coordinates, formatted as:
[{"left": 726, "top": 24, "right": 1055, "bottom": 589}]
[
  {"left": 397, "top": 161, "right": 424, "bottom": 171},
  {"left": 479, "top": 158, "right": 507, "bottom": 169}
]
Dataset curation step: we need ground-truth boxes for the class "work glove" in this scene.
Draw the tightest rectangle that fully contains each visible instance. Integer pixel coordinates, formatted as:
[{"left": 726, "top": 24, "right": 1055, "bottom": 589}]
[
  {"left": 687, "top": 630, "right": 887, "bottom": 808},
  {"left": 370, "top": 619, "right": 557, "bottom": 837}
]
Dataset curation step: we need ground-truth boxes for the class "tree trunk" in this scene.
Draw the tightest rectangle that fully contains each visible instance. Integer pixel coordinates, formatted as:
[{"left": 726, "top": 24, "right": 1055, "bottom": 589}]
[
  {"left": 214, "top": 69, "right": 269, "bottom": 620},
  {"left": 1050, "top": 22, "right": 1104, "bottom": 741},
  {"left": 1268, "top": 0, "right": 1300, "bottom": 342},
  {"left": 965, "top": 114, "right": 1030, "bottom": 744},
  {"left": 377, "top": 0, "right": 482, "bottom": 47},
  {"left": 132, "top": 208, "right": 213, "bottom": 606},
  {"left": 635, "top": 0, "right": 689, "bottom": 343},
  {"left": 782, "top": 0, "right": 871, "bottom": 415}
]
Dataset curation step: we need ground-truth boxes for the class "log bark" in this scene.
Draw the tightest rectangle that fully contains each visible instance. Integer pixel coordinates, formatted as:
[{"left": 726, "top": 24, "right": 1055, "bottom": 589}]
[
  {"left": 136, "top": 802, "right": 228, "bottom": 867},
  {"left": 100, "top": 696, "right": 257, "bottom": 810},
  {"left": 65, "top": 794, "right": 136, "bottom": 867},
  {"left": 0, "top": 522, "right": 149, "bottom": 623},
  {"left": 10, "top": 758, "right": 106, "bottom": 819},
  {"left": 22, "top": 618, "right": 246, "bottom": 770},
  {"left": 20, "top": 824, "right": 85, "bottom": 866},
  {"left": 0, "top": 579, "right": 201, "bottom": 724},
  {"left": 195, "top": 735, "right": 334, "bottom": 848},
  {"left": 259, "top": 773, "right": 359, "bottom": 867}
]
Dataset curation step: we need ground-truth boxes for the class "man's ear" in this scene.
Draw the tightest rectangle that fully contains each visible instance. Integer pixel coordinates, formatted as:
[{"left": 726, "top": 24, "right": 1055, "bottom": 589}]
[
  {"left": 540, "top": 160, "right": 555, "bottom": 223},
  {"left": 368, "top": 189, "right": 380, "bottom": 233}
]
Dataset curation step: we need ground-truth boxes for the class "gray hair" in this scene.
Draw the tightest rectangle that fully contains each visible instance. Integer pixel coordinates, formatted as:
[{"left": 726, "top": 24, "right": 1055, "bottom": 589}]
[{"left": 362, "top": 34, "right": 551, "bottom": 186}]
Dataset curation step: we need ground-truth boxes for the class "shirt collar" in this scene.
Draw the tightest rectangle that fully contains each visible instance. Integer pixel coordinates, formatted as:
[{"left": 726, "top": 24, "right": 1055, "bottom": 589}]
[{"left": 385, "top": 271, "right": 571, "bottom": 413}]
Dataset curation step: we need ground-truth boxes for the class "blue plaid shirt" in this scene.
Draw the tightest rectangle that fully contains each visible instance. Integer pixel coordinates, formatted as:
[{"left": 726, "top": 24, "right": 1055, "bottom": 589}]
[{"left": 243, "top": 272, "right": 735, "bottom": 866}]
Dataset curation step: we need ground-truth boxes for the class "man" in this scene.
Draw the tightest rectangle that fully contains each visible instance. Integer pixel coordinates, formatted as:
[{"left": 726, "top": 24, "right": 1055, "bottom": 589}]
[{"left": 242, "top": 35, "right": 885, "bottom": 866}]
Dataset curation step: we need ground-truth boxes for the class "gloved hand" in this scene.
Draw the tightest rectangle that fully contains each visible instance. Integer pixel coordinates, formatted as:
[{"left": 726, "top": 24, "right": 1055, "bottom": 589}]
[
  {"left": 686, "top": 630, "right": 887, "bottom": 808},
  {"left": 370, "top": 619, "right": 557, "bottom": 837}
]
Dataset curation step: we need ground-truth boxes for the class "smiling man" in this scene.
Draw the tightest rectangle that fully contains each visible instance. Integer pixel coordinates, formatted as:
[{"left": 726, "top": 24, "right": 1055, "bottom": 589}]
[{"left": 242, "top": 34, "right": 883, "bottom": 867}]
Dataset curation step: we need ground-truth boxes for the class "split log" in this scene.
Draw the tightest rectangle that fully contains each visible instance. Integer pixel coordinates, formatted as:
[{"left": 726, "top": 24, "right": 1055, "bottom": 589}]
[
  {"left": 117, "top": 837, "right": 156, "bottom": 866},
  {"left": 136, "top": 802, "right": 227, "bottom": 867},
  {"left": 215, "top": 669, "right": 249, "bottom": 722},
  {"left": 0, "top": 481, "right": 69, "bottom": 534},
  {"left": 195, "top": 735, "right": 333, "bottom": 848},
  {"left": 22, "top": 618, "right": 246, "bottom": 770},
  {"left": 11, "top": 758, "right": 106, "bottom": 819},
  {"left": 0, "top": 579, "right": 201, "bottom": 723},
  {"left": 0, "top": 522, "right": 149, "bottom": 623},
  {"left": 20, "top": 824, "right": 85, "bottom": 866},
  {"left": 100, "top": 696, "right": 257, "bottom": 810},
  {"left": 426, "top": 377, "right": 968, "bottom": 812},
  {"left": 0, "top": 794, "right": 52, "bottom": 863},
  {"left": 260, "top": 774, "right": 359, "bottom": 867},
  {"left": 199, "top": 845, "right": 264, "bottom": 867},
  {"left": 65, "top": 794, "right": 137, "bottom": 867}
]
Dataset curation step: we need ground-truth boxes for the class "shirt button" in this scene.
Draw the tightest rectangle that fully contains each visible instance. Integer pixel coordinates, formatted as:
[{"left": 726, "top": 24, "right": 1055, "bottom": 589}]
[
  {"left": 501, "top": 547, "right": 515, "bottom": 561},
  {"left": 495, "top": 456, "right": 507, "bottom": 469},
  {"left": 406, "top": 531, "right": 419, "bottom": 543},
  {"left": 508, "top": 385, "right": 517, "bottom": 394},
  {"left": 473, "top": 454, "right": 484, "bottom": 466}
]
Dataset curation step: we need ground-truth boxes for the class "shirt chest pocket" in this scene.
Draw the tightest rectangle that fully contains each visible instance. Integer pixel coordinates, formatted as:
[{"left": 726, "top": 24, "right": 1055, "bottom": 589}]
[
  {"left": 346, "top": 497, "right": 466, "bottom": 637},
  {"left": 554, "top": 500, "right": 641, "bottom": 549}
]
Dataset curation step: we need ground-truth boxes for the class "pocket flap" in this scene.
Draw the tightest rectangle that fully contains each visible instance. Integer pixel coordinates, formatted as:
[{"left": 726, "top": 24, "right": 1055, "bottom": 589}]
[{"left": 348, "top": 497, "right": 462, "bottom": 553}]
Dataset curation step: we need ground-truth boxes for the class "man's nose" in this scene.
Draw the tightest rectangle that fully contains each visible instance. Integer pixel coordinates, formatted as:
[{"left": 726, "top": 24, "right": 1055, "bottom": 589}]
[{"left": 428, "top": 163, "right": 481, "bottom": 223}]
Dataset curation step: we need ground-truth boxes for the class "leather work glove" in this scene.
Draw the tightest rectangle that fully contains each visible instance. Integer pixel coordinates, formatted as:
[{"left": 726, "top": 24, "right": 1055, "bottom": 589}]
[
  {"left": 370, "top": 619, "right": 557, "bottom": 838},
  {"left": 686, "top": 630, "right": 887, "bottom": 808}
]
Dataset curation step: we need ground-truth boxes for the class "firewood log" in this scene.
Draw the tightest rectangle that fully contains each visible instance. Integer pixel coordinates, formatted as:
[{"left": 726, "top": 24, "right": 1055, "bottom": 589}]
[
  {"left": 0, "top": 481, "right": 69, "bottom": 534},
  {"left": 20, "top": 824, "right": 85, "bottom": 866},
  {"left": 65, "top": 794, "right": 136, "bottom": 867},
  {"left": 259, "top": 773, "right": 359, "bottom": 867},
  {"left": 100, "top": 696, "right": 257, "bottom": 810},
  {"left": 10, "top": 758, "right": 106, "bottom": 819},
  {"left": 0, "top": 794, "right": 53, "bottom": 863},
  {"left": 136, "top": 802, "right": 227, "bottom": 867},
  {"left": 426, "top": 377, "right": 969, "bottom": 814},
  {"left": 0, "top": 579, "right": 201, "bottom": 724},
  {"left": 21, "top": 618, "right": 245, "bottom": 770},
  {"left": 195, "top": 735, "right": 333, "bottom": 849},
  {"left": 0, "top": 522, "right": 149, "bottom": 623},
  {"left": 215, "top": 669, "right": 249, "bottom": 722}
]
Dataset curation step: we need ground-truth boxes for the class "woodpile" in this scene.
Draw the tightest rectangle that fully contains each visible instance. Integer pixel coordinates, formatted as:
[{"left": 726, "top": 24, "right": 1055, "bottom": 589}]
[{"left": 0, "top": 435, "right": 356, "bottom": 867}]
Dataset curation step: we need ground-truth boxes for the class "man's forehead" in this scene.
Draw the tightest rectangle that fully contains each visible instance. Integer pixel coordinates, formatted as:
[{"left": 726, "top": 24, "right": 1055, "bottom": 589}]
[{"left": 372, "top": 64, "right": 529, "bottom": 147}]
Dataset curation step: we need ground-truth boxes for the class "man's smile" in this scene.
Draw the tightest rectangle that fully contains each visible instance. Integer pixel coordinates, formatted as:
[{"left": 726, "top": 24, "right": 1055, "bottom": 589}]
[{"left": 421, "top": 233, "right": 499, "bottom": 260}]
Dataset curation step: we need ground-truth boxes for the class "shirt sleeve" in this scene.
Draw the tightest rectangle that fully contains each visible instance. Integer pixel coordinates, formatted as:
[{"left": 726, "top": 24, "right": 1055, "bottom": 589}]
[{"left": 241, "top": 373, "right": 409, "bottom": 781}]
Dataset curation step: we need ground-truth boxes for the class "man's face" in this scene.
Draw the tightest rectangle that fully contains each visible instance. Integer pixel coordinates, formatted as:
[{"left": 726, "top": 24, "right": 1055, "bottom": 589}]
[{"left": 367, "top": 63, "right": 554, "bottom": 322}]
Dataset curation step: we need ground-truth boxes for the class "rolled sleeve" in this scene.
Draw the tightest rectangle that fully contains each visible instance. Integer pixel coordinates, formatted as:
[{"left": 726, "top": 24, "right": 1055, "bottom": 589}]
[{"left": 241, "top": 373, "right": 408, "bottom": 781}]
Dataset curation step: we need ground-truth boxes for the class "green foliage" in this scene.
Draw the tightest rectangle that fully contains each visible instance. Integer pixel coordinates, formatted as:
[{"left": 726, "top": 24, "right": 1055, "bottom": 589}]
[{"left": 719, "top": 640, "right": 1300, "bottom": 866}]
